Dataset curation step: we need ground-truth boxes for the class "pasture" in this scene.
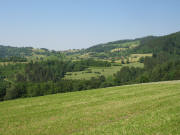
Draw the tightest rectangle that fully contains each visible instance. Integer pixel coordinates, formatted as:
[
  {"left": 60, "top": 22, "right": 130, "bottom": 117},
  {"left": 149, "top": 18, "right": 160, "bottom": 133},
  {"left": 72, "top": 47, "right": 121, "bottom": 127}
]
[
  {"left": 129, "top": 53, "right": 152, "bottom": 62},
  {"left": 64, "top": 62, "right": 143, "bottom": 80},
  {"left": 0, "top": 80, "right": 180, "bottom": 135}
]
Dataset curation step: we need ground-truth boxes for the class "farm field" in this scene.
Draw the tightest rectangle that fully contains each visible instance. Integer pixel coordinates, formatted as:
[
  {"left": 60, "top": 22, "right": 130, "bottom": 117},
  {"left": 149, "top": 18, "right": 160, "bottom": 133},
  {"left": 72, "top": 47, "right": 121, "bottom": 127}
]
[
  {"left": 0, "top": 80, "right": 180, "bottom": 135},
  {"left": 129, "top": 53, "right": 152, "bottom": 62},
  {"left": 64, "top": 62, "right": 143, "bottom": 80}
]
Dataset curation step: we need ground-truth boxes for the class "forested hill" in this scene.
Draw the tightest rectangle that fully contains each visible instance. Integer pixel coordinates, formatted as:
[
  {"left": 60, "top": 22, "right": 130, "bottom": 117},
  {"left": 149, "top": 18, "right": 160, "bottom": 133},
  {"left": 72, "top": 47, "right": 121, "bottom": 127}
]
[
  {"left": 0, "top": 45, "right": 61, "bottom": 58},
  {"left": 84, "top": 36, "right": 156, "bottom": 53},
  {"left": 85, "top": 39, "right": 134, "bottom": 53},
  {"left": 133, "top": 31, "right": 180, "bottom": 54},
  {"left": 84, "top": 31, "right": 180, "bottom": 54},
  {"left": 1, "top": 31, "right": 180, "bottom": 58},
  {"left": 0, "top": 45, "right": 32, "bottom": 58}
]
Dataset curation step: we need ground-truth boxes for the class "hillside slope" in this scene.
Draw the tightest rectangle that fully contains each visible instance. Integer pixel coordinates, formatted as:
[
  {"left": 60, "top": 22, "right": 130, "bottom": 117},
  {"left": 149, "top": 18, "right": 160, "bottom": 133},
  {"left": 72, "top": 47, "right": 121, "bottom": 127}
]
[
  {"left": 85, "top": 36, "right": 155, "bottom": 53},
  {"left": 0, "top": 80, "right": 180, "bottom": 135},
  {"left": 66, "top": 31, "right": 180, "bottom": 60},
  {"left": 1, "top": 31, "right": 179, "bottom": 60},
  {"left": 134, "top": 31, "right": 180, "bottom": 54},
  {"left": 85, "top": 31, "right": 180, "bottom": 55}
]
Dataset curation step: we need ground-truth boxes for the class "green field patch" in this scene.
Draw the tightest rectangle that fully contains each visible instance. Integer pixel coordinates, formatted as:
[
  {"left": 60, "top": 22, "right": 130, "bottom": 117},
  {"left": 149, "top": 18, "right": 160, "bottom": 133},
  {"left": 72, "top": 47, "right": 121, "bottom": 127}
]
[
  {"left": 112, "top": 40, "right": 140, "bottom": 48},
  {"left": 64, "top": 62, "right": 144, "bottom": 80},
  {"left": 129, "top": 53, "right": 152, "bottom": 62}
]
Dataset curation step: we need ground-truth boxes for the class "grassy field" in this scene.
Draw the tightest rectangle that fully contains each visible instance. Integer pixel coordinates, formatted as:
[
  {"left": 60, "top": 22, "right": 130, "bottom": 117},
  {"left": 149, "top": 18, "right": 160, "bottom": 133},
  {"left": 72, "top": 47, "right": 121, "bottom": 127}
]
[
  {"left": 0, "top": 80, "right": 180, "bottom": 135},
  {"left": 129, "top": 53, "right": 152, "bottom": 62},
  {"left": 64, "top": 62, "right": 143, "bottom": 80}
]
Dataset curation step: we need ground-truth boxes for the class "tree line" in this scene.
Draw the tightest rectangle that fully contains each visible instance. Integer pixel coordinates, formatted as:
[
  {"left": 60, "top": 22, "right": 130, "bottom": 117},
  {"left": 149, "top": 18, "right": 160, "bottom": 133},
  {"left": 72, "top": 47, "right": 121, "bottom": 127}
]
[
  {"left": 0, "top": 59, "right": 112, "bottom": 100},
  {"left": 0, "top": 56, "right": 27, "bottom": 62}
]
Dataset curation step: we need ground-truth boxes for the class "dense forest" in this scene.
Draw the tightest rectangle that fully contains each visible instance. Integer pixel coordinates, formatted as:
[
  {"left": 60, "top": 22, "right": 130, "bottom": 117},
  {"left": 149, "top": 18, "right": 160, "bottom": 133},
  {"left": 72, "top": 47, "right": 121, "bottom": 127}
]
[
  {"left": 0, "top": 59, "right": 111, "bottom": 100},
  {"left": 0, "top": 45, "right": 33, "bottom": 58},
  {"left": 134, "top": 32, "right": 180, "bottom": 54},
  {"left": 0, "top": 31, "right": 180, "bottom": 101},
  {"left": 0, "top": 56, "right": 27, "bottom": 62}
]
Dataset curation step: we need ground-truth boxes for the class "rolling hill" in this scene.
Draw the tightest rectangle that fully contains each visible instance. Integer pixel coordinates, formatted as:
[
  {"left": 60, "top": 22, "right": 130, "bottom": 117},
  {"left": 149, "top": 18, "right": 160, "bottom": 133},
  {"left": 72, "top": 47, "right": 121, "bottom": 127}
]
[
  {"left": 134, "top": 31, "right": 180, "bottom": 54},
  {"left": 65, "top": 31, "right": 180, "bottom": 61},
  {"left": 85, "top": 36, "right": 155, "bottom": 53},
  {"left": 1, "top": 31, "right": 180, "bottom": 61},
  {"left": 85, "top": 31, "right": 180, "bottom": 55},
  {"left": 0, "top": 80, "right": 180, "bottom": 135},
  {"left": 0, "top": 45, "right": 62, "bottom": 60}
]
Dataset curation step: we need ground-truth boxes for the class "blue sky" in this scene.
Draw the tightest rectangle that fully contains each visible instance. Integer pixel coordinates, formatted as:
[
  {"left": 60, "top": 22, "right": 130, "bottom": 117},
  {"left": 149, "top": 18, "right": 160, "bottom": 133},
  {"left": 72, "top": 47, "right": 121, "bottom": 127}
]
[{"left": 0, "top": 0, "right": 180, "bottom": 50}]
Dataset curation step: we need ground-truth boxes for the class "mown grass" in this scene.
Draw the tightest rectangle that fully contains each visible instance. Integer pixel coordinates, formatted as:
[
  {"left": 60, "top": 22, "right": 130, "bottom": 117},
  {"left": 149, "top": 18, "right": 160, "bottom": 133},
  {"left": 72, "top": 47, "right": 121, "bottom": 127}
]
[
  {"left": 64, "top": 62, "right": 143, "bottom": 80},
  {"left": 0, "top": 80, "right": 180, "bottom": 135}
]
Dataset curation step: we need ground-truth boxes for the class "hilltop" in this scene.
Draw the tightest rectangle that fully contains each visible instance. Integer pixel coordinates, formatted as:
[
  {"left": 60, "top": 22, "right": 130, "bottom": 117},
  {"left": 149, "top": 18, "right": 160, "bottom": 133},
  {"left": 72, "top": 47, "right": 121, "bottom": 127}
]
[
  {"left": 0, "top": 45, "right": 63, "bottom": 62},
  {"left": 1, "top": 31, "right": 180, "bottom": 62}
]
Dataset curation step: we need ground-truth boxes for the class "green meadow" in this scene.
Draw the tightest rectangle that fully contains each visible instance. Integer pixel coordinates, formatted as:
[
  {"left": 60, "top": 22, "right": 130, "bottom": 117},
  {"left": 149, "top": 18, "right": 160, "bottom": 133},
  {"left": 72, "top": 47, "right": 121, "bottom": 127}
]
[
  {"left": 64, "top": 62, "right": 143, "bottom": 80},
  {"left": 0, "top": 80, "right": 180, "bottom": 135}
]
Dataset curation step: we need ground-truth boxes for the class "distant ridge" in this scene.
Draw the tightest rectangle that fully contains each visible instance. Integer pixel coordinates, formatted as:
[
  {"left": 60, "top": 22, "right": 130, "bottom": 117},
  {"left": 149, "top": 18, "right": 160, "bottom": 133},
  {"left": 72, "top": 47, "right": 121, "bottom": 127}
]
[{"left": 0, "top": 31, "right": 180, "bottom": 57}]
